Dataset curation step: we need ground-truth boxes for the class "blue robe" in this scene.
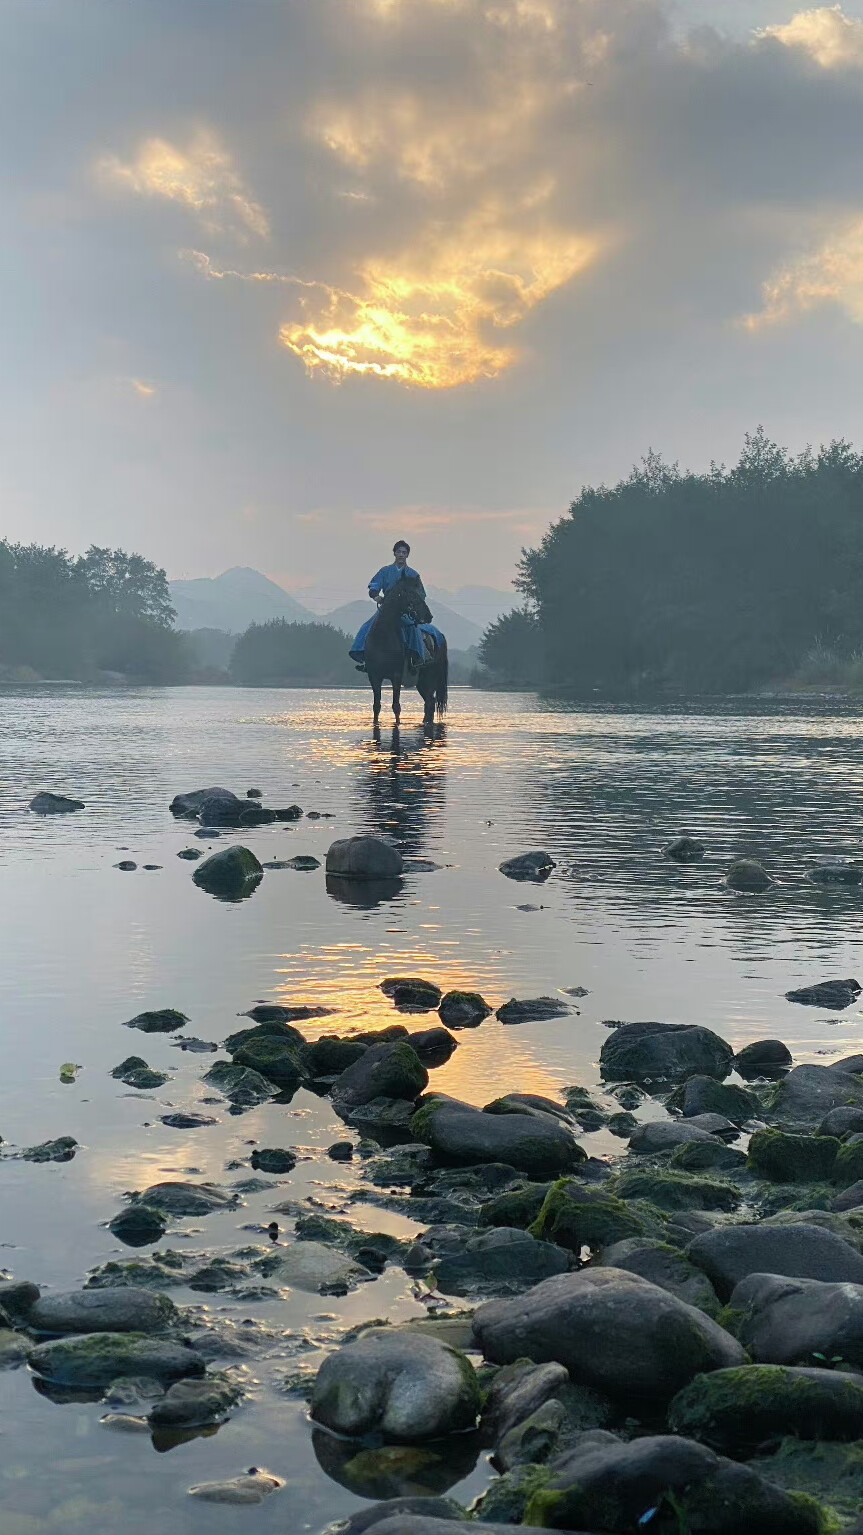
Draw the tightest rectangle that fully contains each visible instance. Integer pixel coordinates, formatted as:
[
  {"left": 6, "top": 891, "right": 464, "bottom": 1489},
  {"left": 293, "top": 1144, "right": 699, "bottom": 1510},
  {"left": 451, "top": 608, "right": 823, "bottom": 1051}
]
[{"left": 350, "top": 563, "right": 439, "bottom": 664}]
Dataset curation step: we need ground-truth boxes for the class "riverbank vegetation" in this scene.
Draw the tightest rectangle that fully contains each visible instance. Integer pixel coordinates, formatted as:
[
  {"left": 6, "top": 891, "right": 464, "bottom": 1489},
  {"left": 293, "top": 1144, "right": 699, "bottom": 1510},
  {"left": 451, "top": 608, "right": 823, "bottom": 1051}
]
[
  {"left": 229, "top": 618, "right": 359, "bottom": 686},
  {"left": 479, "top": 430, "right": 863, "bottom": 696}
]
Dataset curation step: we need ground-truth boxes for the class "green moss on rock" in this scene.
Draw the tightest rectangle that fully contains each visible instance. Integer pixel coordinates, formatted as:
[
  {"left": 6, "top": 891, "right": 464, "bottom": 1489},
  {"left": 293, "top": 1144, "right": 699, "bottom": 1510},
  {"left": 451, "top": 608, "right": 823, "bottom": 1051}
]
[
  {"left": 478, "top": 1183, "right": 553, "bottom": 1230},
  {"left": 832, "top": 1139, "right": 863, "bottom": 1189},
  {"left": 529, "top": 1179, "right": 647, "bottom": 1252},
  {"left": 671, "top": 1140, "right": 748, "bottom": 1173},
  {"left": 668, "top": 1364, "right": 863, "bottom": 1454},
  {"left": 613, "top": 1168, "right": 741, "bottom": 1213},
  {"left": 748, "top": 1130, "right": 839, "bottom": 1184}
]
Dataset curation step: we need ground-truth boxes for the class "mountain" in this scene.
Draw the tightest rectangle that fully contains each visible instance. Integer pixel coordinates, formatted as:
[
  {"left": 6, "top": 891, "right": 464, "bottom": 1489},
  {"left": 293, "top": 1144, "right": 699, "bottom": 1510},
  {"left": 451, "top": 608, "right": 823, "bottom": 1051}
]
[
  {"left": 325, "top": 597, "right": 482, "bottom": 652},
  {"left": 170, "top": 567, "right": 311, "bottom": 633},
  {"left": 427, "top": 585, "right": 515, "bottom": 632}
]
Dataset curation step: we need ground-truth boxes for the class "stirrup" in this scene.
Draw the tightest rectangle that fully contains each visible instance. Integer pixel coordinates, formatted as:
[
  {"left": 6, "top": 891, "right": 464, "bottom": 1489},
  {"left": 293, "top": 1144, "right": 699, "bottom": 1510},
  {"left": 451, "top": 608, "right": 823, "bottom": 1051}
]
[{"left": 355, "top": 663, "right": 366, "bottom": 672}]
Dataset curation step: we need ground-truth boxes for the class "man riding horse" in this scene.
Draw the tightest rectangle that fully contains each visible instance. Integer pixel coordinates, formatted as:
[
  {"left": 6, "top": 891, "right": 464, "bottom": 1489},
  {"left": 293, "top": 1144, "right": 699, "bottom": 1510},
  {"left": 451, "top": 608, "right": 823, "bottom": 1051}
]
[{"left": 350, "top": 540, "right": 449, "bottom": 726}]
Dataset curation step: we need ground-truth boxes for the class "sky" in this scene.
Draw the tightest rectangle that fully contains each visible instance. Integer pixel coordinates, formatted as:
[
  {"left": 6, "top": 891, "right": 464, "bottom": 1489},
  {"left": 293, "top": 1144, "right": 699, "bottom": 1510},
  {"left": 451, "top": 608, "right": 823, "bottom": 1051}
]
[{"left": 4, "top": 0, "right": 863, "bottom": 597}]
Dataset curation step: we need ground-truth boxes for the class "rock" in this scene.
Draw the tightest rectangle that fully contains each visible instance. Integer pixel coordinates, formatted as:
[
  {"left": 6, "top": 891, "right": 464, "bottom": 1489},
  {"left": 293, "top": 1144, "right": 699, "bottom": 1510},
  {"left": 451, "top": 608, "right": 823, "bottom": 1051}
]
[
  {"left": 267, "top": 1241, "right": 371, "bottom": 1293},
  {"left": 124, "top": 1008, "right": 188, "bottom": 1034},
  {"left": 412, "top": 1100, "right": 584, "bottom": 1180},
  {"left": 786, "top": 978, "right": 861, "bottom": 1009},
  {"left": 321, "top": 1499, "right": 469, "bottom": 1533},
  {"left": 529, "top": 1181, "right": 647, "bottom": 1252},
  {"left": 131, "top": 1182, "right": 236, "bottom": 1216},
  {"left": 496, "top": 1399, "right": 565, "bottom": 1470},
  {"left": 498, "top": 851, "right": 556, "bottom": 881},
  {"left": 327, "top": 836, "right": 404, "bottom": 880},
  {"left": 332, "top": 1043, "right": 428, "bottom": 1108},
  {"left": 110, "top": 1056, "right": 170, "bottom": 1090},
  {"left": 818, "top": 1107, "right": 863, "bottom": 1138},
  {"left": 481, "top": 1359, "right": 570, "bottom": 1447},
  {"left": 726, "top": 858, "right": 772, "bottom": 892},
  {"left": 381, "top": 978, "right": 443, "bottom": 1009},
  {"left": 438, "top": 991, "right": 492, "bottom": 1029},
  {"left": 192, "top": 845, "right": 263, "bottom": 897},
  {"left": 628, "top": 1120, "right": 719, "bottom": 1153},
  {"left": 159, "top": 1112, "right": 217, "bottom": 1129},
  {"left": 306, "top": 1036, "right": 369, "bottom": 1077},
  {"left": 601, "top": 1237, "right": 720, "bottom": 1314},
  {"left": 202, "top": 1060, "right": 276, "bottom": 1105},
  {"left": 831, "top": 1054, "right": 863, "bottom": 1074},
  {"left": 683, "top": 1113, "right": 740, "bottom": 1138},
  {"left": 730, "top": 1271, "right": 863, "bottom": 1367},
  {"left": 0, "top": 1279, "right": 39, "bottom": 1320},
  {"left": 668, "top": 1363, "right": 863, "bottom": 1452},
  {"left": 170, "top": 1035, "right": 217, "bottom": 1052},
  {"left": 670, "top": 1140, "right": 748, "bottom": 1174},
  {"left": 328, "top": 1141, "right": 354, "bottom": 1161},
  {"left": 666, "top": 1075, "right": 759, "bottom": 1124},
  {"left": 367, "top": 1523, "right": 544, "bottom": 1535},
  {"left": 177, "top": 848, "right": 202, "bottom": 860},
  {"left": 663, "top": 835, "right": 706, "bottom": 862},
  {"left": 809, "top": 862, "right": 863, "bottom": 885},
  {"left": 473, "top": 1268, "right": 744, "bottom": 1403},
  {"left": 0, "top": 1330, "right": 30, "bottom": 1368},
  {"left": 29, "top": 1286, "right": 175, "bottom": 1335},
  {"left": 433, "top": 1227, "right": 570, "bottom": 1297},
  {"left": 600, "top": 1021, "right": 733, "bottom": 1083},
  {"left": 768, "top": 1065, "right": 863, "bottom": 1124},
  {"left": 687, "top": 1222, "right": 863, "bottom": 1299},
  {"left": 280, "top": 854, "right": 321, "bottom": 870},
  {"left": 526, "top": 1432, "right": 821, "bottom": 1533},
  {"left": 250, "top": 1147, "right": 296, "bottom": 1174},
  {"left": 735, "top": 1038, "right": 792, "bottom": 1077},
  {"left": 407, "top": 1027, "right": 457, "bottom": 1066},
  {"left": 170, "top": 787, "right": 239, "bottom": 817},
  {"left": 232, "top": 1033, "right": 307, "bottom": 1089},
  {"left": 311, "top": 1331, "right": 480, "bottom": 1441},
  {"left": 496, "top": 997, "right": 569, "bottom": 1025},
  {"left": 29, "top": 791, "right": 84, "bottom": 813},
  {"left": 615, "top": 1168, "right": 740, "bottom": 1213},
  {"left": 833, "top": 1181, "right": 863, "bottom": 1212},
  {"left": 187, "top": 1470, "right": 284, "bottom": 1505},
  {"left": 29, "top": 1333, "right": 205, "bottom": 1387},
  {"left": 274, "top": 804, "right": 303, "bottom": 820},
  {"left": 242, "top": 1002, "right": 333, "bottom": 1024},
  {"left": 115, "top": 860, "right": 137, "bottom": 871},
  {"left": 478, "top": 1184, "right": 554, "bottom": 1231},
  {"left": 747, "top": 1128, "right": 839, "bottom": 1182},
  {"left": 20, "top": 1136, "right": 77, "bottom": 1162},
  {"left": 225, "top": 1017, "right": 308, "bottom": 1052},
  {"left": 149, "top": 1375, "right": 241, "bottom": 1427},
  {"left": 108, "top": 1206, "right": 167, "bottom": 1246},
  {"left": 340, "top": 1097, "right": 418, "bottom": 1139}
]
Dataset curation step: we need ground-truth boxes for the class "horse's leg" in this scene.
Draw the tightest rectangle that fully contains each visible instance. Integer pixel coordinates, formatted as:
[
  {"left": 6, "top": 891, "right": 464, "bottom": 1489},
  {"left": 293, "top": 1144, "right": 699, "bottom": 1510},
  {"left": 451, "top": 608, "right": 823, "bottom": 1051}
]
[
  {"left": 392, "top": 676, "right": 402, "bottom": 724},
  {"left": 370, "top": 672, "right": 382, "bottom": 724},
  {"left": 417, "top": 670, "right": 434, "bottom": 729}
]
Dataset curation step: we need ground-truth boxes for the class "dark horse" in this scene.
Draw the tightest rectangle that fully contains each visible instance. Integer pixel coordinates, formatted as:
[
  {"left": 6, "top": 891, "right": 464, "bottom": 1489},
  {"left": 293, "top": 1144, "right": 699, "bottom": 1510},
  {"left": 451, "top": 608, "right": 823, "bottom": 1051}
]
[{"left": 364, "top": 575, "right": 448, "bottom": 728}]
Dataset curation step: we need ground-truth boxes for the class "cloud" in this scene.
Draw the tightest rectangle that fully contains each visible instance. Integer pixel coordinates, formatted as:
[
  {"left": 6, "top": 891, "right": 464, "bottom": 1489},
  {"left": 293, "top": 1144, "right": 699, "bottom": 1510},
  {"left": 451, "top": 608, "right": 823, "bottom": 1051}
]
[
  {"left": 128, "top": 378, "right": 157, "bottom": 398},
  {"left": 759, "top": 6, "right": 863, "bottom": 67},
  {"left": 743, "top": 214, "right": 863, "bottom": 327},
  {"left": 354, "top": 505, "right": 544, "bottom": 532},
  {"left": 98, "top": 130, "right": 269, "bottom": 240}
]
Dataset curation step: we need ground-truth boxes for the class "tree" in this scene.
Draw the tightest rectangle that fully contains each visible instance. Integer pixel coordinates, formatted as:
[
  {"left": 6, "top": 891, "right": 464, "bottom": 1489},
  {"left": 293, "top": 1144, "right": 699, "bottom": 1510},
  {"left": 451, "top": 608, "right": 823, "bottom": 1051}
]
[
  {"left": 230, "top": 620, "right": 357, "bottom": 685},
  {"left": 76, "top": 546, "right": 175, "bottom": 626}
]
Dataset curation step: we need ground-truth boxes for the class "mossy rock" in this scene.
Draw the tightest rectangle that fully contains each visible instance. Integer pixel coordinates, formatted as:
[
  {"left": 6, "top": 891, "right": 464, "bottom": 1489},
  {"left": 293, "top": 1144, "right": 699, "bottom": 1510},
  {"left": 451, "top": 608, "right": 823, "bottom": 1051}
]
[
  {"left": 666, "top": 1076, "right": 759, "bottom": 1125},
  {"left": 748, "top": 1437, "right": 863, "bottom": 1526},
  {"left": 748, "top": 1130, "right": 839, "bottom": 1184},
  {"left": 409, "top": 1099, "right": 449, "bottom": 1142},
  {"left": 224, "top": 1018, "right": 307, "bottom": 1053},
  {"left": 478, "top": 1183, "right": 553, "bottom": 1230},
  {"left": 529, "top": 1179, "right": 648, "bottom": 1252},
  {"left": 832, "top": 1139, "right": 863, "bottom": 1189},
  {"left": 668, "top": 1364, "right": 863, "bottom": 1455},
  {"left": 671, "top": 1140, "right": 748, "bottom": 1174},
  {"left": 613, "top": 1168, "right": 741, "bottom": 1213},
  {"left": 232, "top": 1033, "right": 307, "bottom": 1089}
]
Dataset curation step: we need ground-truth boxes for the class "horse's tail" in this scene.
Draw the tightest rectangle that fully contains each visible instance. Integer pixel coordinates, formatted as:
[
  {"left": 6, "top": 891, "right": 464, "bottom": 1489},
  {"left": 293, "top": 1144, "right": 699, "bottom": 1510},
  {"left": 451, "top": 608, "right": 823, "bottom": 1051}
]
[{"left": 436, "top": 642, "right": 448, "bottom": 717}]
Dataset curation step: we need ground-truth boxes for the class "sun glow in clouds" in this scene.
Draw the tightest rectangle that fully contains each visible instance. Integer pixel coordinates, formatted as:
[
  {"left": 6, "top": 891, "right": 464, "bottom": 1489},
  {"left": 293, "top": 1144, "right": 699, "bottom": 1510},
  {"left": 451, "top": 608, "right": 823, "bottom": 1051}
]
[
  {"left": 98, "top": 132, "right": 269, "bottom": 239},
  {"left": 759, "top": 5, "right": 863, "bottom": 68},
  {"left": 279, "top": 209, "right": 599, "bottom": 388},
  {"left": 744, "top": 216, "right": 863, "bottom": 329}
]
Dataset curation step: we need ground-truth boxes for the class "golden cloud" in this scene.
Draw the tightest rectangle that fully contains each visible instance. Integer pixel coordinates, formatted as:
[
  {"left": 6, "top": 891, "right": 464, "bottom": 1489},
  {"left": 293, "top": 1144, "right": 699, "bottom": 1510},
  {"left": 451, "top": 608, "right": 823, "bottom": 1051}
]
[
  {"left": 98, "top": 131, "right": 269, "bottom": 239},
  {"left": 760, "top": 5, "right": 863, "bottom": 68},
  {"left": 279, "top": 205, "right": 599, "bottom": 388},
  {"left": 743, "top": 215, "right": 863, "bottom": 329}
]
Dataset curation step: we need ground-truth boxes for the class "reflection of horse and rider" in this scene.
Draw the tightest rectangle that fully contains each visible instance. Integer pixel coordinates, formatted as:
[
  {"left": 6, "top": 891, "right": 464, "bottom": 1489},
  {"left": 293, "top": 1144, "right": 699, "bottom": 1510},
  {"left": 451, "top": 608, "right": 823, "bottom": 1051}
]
[{"left": 350, "top": 539, "right": 449, "bottom": 728}]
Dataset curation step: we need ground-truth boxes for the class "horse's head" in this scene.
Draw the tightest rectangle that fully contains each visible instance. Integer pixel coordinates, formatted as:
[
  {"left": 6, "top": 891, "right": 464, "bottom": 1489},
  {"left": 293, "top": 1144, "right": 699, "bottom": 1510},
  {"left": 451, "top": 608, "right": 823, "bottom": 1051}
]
[{"left": 382, "top": 576, "right": 432, "bottom": 625}]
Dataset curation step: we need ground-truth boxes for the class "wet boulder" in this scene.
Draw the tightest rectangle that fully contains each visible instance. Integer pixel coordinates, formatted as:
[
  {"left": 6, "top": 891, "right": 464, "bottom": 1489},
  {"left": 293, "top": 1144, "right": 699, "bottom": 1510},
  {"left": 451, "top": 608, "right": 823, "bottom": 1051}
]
[
  {"left": 250, "top": 1147, "right": 296, "bottom": 1173},
  {"left": 28, "top": 1287, "right": 175, "bottom": 1336},
  {"left": 600, "top": 1021, "right": 733, "bottom": 1084},
  {"left": 232, "top": 1032, "right": 307, "bottom": 1090},
  {"left": 529, "top": 1181, "right": 647, "bottom": 1252},
  {"left": 478, "top": 1183, "right": 554, "bottom": 1232},
  {"left": 124, "top": 1008, "right": 188, "bottom": 1034},
  {"left": 747, "top": 1128, "right": 839, "bottom": 1183},
  {"left": 29, "top": 791, "right": 84, "bottom": 814},
  {"left": 726, "top": 858, "right": 772, "bottom": 892},
  {"left": 332, "top": 1042, "right": 428, "bottom": 1109},
  {"left": 326, "top": 836, "right": 404, "bottom": 880},
  {"left": 601, "top": 1237, "right": 720, "bottom": 1315},
  {"left": 735, "top": 1038, "right": 792, "bottom": 1078},
  {"left": 808, "top": 862, "right": 863, "bottom": 885},
  {"left": 110, "top": 1056, "right": 170, "bottom": 1090},
  {"left": 818, "top": 1107, "right": 863, "bottom": 1138},
  {"left": 438, "top": 991, "right": 492, "bottom": 1029},
  {"left": 687, "top": 1222, "right": 863, "bottom": 1299},
  {"left": 320, "top": 1502, "right": 469, "bottom": 1534},
  {"left": 20, "top": 1136, "right": 77, "bottom": 1162},
  {"left": 666, "top": 1074, "right": 758, "bottom": 1124},
  {"left": 664, "top": 835, "right": 705, "bottom": 862},
  {"left": 730, "top": 1272, "right": 863, "bottom": 1367},
  {"left": 786, "top": 978, "right": 861, "bottom": 1009},
  {"left": 496, "top": 997, "right": 569, "bottom": 1025},
  {"left": 614, "top": 1168, "right": 740, "bottom": 1213},
  {"left": 525, "top": 1432, "right": 821, "bottom": 1533},
  {"left": 170, "top": 787, "right": 239, "bottom": 817},
  {"left": 0, "top": 1279, "right": 39, "bottom": 1320},
  {"left": 481, "top": 1359, "right": 570, "bottom": 1447},
  {"left": 670, "top": 1139, "right": 747, "bottom": 1174},
  {"left": 473, "top": 1268, "right": 744, "bottom": 1403},
  {"left": 767, "top": 1065, "right": 863, "bottom": 1125},
  {"left": 412, "top": 1100, "right": 584, "bottom": 1180},
  {"left": 192, "top": 845, "right": 263, "bottom": 897},
  {"left": 28, "top": 1333, "right": 205, "bottom": 1388},
  {"left": 108, "top": 1206, "right": 167, "bottom": 1246},
  {"left": 433, "top": 1227, "right": 570, "bottom": 1297},
  {"left": 498, "top": 851, "right": 556, "bottom": 882},
  {"left": 148, "top": 1375, "right": 241, "bottom": 1428},
  {"left": 833, "top": 1181, "right": 863, "bottom": 1212},
  {"left": 668, "top": 1363, "right": 863, "bottom": 1452},
  {"left": 130, "top": 1182, "right": 237, "bottom": 1217},
  {"left": 408, "top": 1027, "right": 457, "bottom": 1066},
  {"left": 382, "top": 977, "right": 442, "bottom": 1010},
  {"left": 202, "top": 1060, "right": 275, "bottom": 1105},
  {"left": 627, "top": 1120, "right": 719, "bottom": 1154},
  {"left": 311, "top": 1330, "right": 481, "bottom": 1441}
]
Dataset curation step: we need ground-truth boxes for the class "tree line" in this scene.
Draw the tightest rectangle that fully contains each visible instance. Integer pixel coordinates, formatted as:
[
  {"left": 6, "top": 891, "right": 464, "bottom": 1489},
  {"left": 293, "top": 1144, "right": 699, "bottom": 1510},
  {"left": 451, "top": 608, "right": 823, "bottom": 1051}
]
[{"left": 478, "top": 430, "right": 863, "bottom": 694}]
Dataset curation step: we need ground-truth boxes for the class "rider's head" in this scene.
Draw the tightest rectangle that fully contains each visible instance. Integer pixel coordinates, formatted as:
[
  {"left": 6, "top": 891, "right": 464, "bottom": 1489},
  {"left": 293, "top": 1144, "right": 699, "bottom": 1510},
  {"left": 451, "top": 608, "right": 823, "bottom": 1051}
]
[{"left": 393, "top": 540, "right": 410, "bottom": 567}]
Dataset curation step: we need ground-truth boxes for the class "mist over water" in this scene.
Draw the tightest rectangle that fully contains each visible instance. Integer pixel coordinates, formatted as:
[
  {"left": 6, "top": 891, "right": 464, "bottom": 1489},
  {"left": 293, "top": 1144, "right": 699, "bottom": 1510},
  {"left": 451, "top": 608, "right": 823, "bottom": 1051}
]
[{"left": 3, "top": 684, "right": 863, "bottom": 1533}]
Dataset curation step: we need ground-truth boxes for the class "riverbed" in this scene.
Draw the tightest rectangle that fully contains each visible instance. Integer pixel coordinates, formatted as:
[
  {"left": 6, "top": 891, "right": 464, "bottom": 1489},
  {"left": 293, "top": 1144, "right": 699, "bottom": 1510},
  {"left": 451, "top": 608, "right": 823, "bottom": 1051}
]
[{"left": 2, "top": 684, "right": 863, "bottom": 1534}]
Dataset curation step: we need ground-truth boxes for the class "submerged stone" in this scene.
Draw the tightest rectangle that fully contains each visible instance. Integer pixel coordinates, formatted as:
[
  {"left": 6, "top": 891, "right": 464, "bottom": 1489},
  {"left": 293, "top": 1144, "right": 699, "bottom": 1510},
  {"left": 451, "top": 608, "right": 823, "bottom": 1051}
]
[
  {"left": 735, "top": 1038, "right": 792, "bottom": 1078},
  {"left": 28, "top": 1286, "right": 175, "bottom": 1336},
  {"left": 438, "top": 991, "right": 492, "bottom": 1029},
  {"left": 29, "top": 1332, "right": 205, "bottom": 1387},
  {"left": 131, "top": 1181, "right": 237, "bottom": 1216},
  {"left": 124, "top": 1008, "right": 188, "bottom": 1034},
  {"left": 311, "top": 1330, "right": 481, "bottom": 1441},
  {"left": 192, "top": 845, "right": 264, "bottom": 897},
  {"left": 498, "top": 851, "right": 556, "bottom": 881},
  {"left": 326, "top": 836, "right": 404, "bottom": 880},
  {"left": 600, "top": 1021, "right": 733, "bottom": 1083},
  {"left": 726, "top": 858, "right": 772, "bottom": 892},
  {"left": 496, "top": 997, "right": 569, "bottom": 1025},
  {"left": 20, "top": 1136, "right": 77, "bottom": 1163},
  {"left": 29, "top": 791, "right": 85, "bottom": 814},
  {"left": 108, "top": 1206, "right": 167, "bottom": 1247},
  {"left": 786, "top": 978, "right": 861, "bottom": 1009}
]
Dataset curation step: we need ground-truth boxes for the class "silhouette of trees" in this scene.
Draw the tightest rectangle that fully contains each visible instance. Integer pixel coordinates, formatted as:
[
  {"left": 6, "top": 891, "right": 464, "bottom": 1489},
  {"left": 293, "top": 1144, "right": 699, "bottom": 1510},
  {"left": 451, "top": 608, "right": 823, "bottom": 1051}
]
[{"left": 230, "top": 619, "right": 357, "bottom": 685}]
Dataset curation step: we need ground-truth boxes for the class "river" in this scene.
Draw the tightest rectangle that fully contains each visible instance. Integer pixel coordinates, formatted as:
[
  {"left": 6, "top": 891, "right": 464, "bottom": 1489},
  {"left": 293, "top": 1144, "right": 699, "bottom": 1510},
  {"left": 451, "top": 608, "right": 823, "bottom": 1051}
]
[{"left": 2, "top": 684, "right": 863, "bottom": 1533}]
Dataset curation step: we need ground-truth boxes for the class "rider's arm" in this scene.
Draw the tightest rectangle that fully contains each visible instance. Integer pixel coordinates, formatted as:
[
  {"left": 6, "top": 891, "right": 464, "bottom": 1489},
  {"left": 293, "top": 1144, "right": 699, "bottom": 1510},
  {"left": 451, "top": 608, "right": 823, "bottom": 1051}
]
[{"left": 368, "top": 567, "right": 385, "bottom": 599}]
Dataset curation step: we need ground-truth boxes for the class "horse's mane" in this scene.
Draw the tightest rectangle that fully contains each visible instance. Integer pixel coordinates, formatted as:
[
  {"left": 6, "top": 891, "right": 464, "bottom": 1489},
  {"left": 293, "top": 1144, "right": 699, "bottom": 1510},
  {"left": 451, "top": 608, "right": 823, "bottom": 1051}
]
[{"left": 378, "top": 575, "right": 431, "bottom": 624}]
